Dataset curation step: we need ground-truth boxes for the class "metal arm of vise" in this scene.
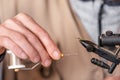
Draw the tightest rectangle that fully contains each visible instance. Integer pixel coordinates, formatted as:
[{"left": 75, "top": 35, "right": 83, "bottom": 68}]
[{"left": 80, "top": 31, "right": 120, "bottom": 73}]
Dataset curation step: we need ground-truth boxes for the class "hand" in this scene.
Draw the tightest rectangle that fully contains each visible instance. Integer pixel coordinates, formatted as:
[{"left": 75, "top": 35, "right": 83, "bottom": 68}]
[
  {"left": 104, "top": 76, "right": 120, "bottom": 80},
  {"left": 0, "top": 13, "right": 61, "bottom": 67}
]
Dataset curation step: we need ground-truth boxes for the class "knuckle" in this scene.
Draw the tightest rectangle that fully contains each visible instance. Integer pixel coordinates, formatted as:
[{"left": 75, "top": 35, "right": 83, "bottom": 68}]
[
  {"left": 30, "top": 49, "right": 37, "bottom": 56},
  {"left": 14, "top": 32, "right": 25, "bottom": 40},
  {"left": 2, "top": 37, "right": 10, "bottom": 45},
  {"left": 17, "top": 12, "right": 27, "bottom": 18},
  {"left": 29, "top": 49, "right": 38, "bottom": 58},
  {"left": 27, "top": 33, "right": 38, "bottom": 42},
  {"left": 1, "top": 37, "right": 15, "bottom": 49},
  {"left": 16, "top": 12, "right": 32, "bottom": 20},
  {"left": 31, "top": 55, "right": 37, "bottom": 60},
  {"left": 4, "top": 18, "right": 14, "bottom": 25},
  {"left": 11, "top": 45, "right": 18, "bottom": 51},
  {"left": 2, "top": 37, "right": 15, "bottom": 49},
  {"left": 2, "top": 18, "right": 21, "bottom": 28}
]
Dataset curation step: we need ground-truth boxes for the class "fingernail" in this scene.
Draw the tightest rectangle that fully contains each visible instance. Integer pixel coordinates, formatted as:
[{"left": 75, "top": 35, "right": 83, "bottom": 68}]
[
  {"left": 33, "top": 57, "right": 40, "bottom": 63},
  {"left": 44, "top": 59, "right": 51, "bottom": 67},
  {"left": 53, "top": 51, "right": 60, "bottom": 60},
  {"left": 21, "top": 53, "right": 27, "bottom": 59}
]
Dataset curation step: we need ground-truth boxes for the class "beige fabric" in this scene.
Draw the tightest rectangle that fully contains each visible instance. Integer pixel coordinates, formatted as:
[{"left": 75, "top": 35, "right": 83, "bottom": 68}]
[{"left": 0, "top": 0, "right": 119, "bottom": 80}]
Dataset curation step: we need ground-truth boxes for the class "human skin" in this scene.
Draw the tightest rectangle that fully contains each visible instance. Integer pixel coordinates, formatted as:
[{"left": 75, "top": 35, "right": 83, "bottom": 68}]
[
  {"left": 1, "top": 12, "right": 120, "bottom": 80},
  {"left": 104, "top": 76, "right": 120, "bottom": 80},
  {"left": 0, "top": 13, "right": 61, "bottom": 67}
]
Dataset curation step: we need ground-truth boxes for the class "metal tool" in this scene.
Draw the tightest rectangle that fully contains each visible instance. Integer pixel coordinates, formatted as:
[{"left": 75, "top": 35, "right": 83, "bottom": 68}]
[
  {"left": 80, "top": 31, "right": 120, "bottom": 73},
  {"left": 7, "top": 50, "right": 40, "bottom": 72}
]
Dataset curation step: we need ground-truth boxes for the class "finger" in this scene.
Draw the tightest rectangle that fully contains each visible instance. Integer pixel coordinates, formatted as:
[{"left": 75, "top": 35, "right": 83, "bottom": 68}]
[
  {"left": 3, "top": 18, "right": 51, "bottom": 67},
  {"left": 15, "top": 13, "right": 61, "bottom": 60},
  {"left": 0, "top": 36, "right": 28, "bottom": 59},
  {"left": 0, "top": 25, "right": 40, "bottom": 63},
  {"left": 104, "top": 76, "right": 120, "bottom": 80}
]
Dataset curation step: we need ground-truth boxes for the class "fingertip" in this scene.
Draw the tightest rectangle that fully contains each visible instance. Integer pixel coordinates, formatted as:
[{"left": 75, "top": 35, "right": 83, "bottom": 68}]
[
  {"left": 44, "top": 59, "right": 52, "bottom": 67},
  {"left": 52, "top": 51, "right": 61, "bottom": 60}
]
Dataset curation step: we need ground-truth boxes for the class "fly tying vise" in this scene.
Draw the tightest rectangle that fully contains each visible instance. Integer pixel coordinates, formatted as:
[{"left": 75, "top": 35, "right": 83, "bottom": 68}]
[{"left": 80, "top": 31, "right": 120, "bottom": 73}]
